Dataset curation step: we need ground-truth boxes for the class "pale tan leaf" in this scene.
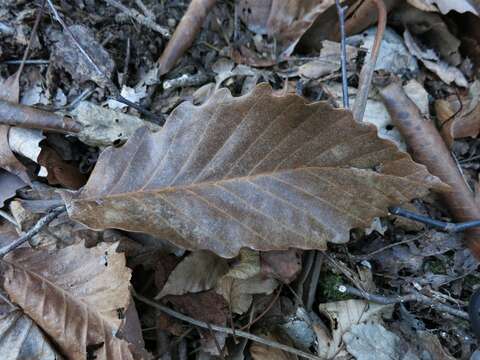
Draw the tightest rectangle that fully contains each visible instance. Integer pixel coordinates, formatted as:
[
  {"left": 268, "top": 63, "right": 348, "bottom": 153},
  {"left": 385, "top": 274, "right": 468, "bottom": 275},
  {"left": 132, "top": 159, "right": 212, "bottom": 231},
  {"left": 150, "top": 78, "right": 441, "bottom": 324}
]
[
  {"left": 2, "top": 242, "right": 146, "bottom": 360},
  {"left": 216, "top": 274, "right": 278, "bottom": 314},
  {"left": 66, "top": 84, "right": 444, "bottom": 258},
  {"left": 0, "top": 308, "right": 62, "bottom": 360},
  {"left": 156, "top": 250, "right": 228, "bottom": 299},
  {"left": 227, "top": 248, "right": 260, "bottom": 280}
]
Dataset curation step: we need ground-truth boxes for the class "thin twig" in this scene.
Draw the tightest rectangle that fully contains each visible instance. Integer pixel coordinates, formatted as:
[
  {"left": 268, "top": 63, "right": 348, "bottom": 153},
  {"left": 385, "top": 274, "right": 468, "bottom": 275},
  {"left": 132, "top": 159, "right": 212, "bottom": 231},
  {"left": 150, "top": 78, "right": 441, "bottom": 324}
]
[
  {"left": 105, "top": 0, "right": 170, "bottom": 37},
  {"left": 389, "top": 207, "right": 480, "bottom": 233},
  {"left": 335, "top": 0, "right": 349, "bottom": 109},
  {"left": 0, "top": 206, "right": 65, "bottom": 257},
  {"left": 16, "top": 0, "right": 46, "bottom": 81},
  {"left": 355, "top": 232, "right": 426, "bottom": 259},
  {"left": 338, "top": 284, "right": 469, "bottom": 320},
  {"left": 352, "top": 0, "right": 386, "bottom": 121},
  {"left": 133, "top": 290, "right": 323, "bottom": 360}
]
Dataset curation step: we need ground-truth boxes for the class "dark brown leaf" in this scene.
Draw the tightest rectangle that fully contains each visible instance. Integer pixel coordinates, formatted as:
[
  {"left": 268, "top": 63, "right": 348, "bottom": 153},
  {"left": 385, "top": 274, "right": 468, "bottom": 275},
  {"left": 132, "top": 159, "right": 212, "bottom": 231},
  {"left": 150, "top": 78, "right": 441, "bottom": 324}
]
[{"left": 66, "top": 84, "right": 443, "bottom": 257}]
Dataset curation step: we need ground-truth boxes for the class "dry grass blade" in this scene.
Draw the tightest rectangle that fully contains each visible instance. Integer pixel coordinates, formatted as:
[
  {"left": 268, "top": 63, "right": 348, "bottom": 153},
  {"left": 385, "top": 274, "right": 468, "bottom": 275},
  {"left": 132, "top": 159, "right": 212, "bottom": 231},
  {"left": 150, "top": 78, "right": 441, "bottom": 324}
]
[
  {"left": 379, "top": 80, "right": 480, "bottom": 259},
  {"left": 1, "top": 242, "right": 145, "bottom": 360},
  {"left": 66, "top": 84, "right": 444, "bottom": 257}
]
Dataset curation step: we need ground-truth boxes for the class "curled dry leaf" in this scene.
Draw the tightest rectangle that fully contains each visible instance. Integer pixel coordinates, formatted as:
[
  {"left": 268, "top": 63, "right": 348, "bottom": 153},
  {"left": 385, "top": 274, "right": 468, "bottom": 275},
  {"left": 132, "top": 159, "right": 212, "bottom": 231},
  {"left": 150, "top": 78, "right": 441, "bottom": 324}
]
[
  {"left": 37, "top": 146, "right": 88, "bottom": 190},
  {"left": 403, "top": 30, "right": 468, "bottom": 87},
  {"left": 436, "top": 81, "right": 480, "bottom": 147},
  {"left": 156, "top": 250, "right": 228, "bottom": 299},
  {"left": 1, "top": 242, "right": 146, "bottom": 360},
  {"left": 216, "top": 274, "right": 278, "bottom": 314},
  {"left": 237, "top": 0, "right": 336, "bottom": 57},
  {"left": 0, "top": 169, "right": 25, "bottom": 208},
  {"left": 0, "top": 308, "right": 62, "bottom": 360},
  {"left": 66, "top": 84, "right": 444, "bottom": 257}
]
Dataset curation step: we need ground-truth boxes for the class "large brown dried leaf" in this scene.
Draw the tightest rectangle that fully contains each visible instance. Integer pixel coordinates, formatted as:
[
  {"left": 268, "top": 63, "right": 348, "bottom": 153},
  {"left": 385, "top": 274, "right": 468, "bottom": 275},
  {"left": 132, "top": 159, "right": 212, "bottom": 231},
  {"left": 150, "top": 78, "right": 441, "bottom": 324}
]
[
  {"left": 2, "top": 242, "right": 145, "bottom": 360},
  {"left": 66, "top": 84, "right": 443, "bottom": 257}
]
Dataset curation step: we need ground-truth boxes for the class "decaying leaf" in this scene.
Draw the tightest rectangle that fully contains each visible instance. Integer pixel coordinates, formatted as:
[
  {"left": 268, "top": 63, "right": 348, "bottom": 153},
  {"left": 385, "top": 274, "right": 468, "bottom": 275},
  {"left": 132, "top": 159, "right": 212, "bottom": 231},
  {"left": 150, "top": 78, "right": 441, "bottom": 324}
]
[
  {"left": 66, "top": 84, "right": 444, "bottom": 257},
  {"left": 0, "top": 307, "right": 62, "bottom": 360},
  {"left": 48, "top": 25, "right": 115, "bottom": 88},
  {"left": 299, "top": 40, "right": 358, "bottom": 79},
  {"left": 343, "top": 323, "right": 409, "bottom": 360},
  {"left": 216, "top": 274, "right": 278, "bottom": 314},
  {"left": 166, "top": 290, "right": 228, "bottom": 355},
  {"left": 69, "top": 101, "right": 160, "bottom": 147},
  {"left": 419, "top": 0, "right": 479, "bottom": 15},
  {"left": 436, "top": 80, "right": 480, "bottom": 147},
  {"left": 2, "top": 242, "right": 145, "bottom": 360},
  {"left": 316, "top": 299, "right": 393, "bottom": 358},
  {"left": 403, "top": 29, "right": 468, "bottom": 87},
  {"left": 237, "top": 0, "right": 336, "bottom": 57},
  {"left": 260, "top": 249, "right": 302, "bottom": 284},
  {"left": 250, "top": 331, "right": 298, "bottom": 360},
  {"left": 37, "top": 146, "right": 88, "bottom": 190},
  {"left": 156, "top": 250, "right": 228, "bottom": 299}
]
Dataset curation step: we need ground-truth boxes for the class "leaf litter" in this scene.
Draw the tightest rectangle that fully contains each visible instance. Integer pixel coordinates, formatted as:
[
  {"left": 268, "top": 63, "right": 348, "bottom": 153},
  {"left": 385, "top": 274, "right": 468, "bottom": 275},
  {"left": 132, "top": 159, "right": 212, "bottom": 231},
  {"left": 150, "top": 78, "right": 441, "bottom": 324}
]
[{"left": 1, "top": 0, "right": 480, "bottom": 359}]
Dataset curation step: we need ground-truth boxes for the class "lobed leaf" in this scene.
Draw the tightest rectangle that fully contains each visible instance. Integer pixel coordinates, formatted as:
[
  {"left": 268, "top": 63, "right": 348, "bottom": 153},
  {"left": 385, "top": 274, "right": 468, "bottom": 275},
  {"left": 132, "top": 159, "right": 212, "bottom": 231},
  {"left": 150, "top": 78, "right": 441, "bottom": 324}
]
[{"left": 66, "top": 84, "right": 444, "bottom": 257}]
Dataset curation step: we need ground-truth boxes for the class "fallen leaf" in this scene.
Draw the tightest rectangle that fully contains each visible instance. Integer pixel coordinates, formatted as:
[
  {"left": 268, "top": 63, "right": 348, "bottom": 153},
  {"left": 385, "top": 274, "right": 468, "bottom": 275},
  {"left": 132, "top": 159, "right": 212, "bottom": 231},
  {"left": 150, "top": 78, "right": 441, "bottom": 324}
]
[
  {"left": 250, "top": 331, "right": 298, "bottom": 360},
  {"left": 0, "top": 308, "right": 62, "bottom": 360},
  {"left": 260, "top": 249, "right": 302, "bottom": 284},
  {"left": 37, "top": 146, "right": 88, "bottom": 190},
  {"left": 166, "top": 290, "right": 228, "bottom": 355},
  {"left": 237, "top": 0, "right": 336, "bottom": 58},
  {"left": 427, "top": 0, "right": 479, "bottom": 15},
  {"left": 0, "top": 170, "right": 26, "bottom": 208},
  {"left": 48, "top": 25, "right": 115, "bottom": 88},
  {"left": 66, "top": 84, "right": 443, "bottom": 258},
  {"left": 343, "top": 323, "right": 410, "bottom": 360},
  {"left": 69, "top": 101, "right": 160, "bottom": 147},
  {"left": 316, "top": 300, "right": 393, "bottom": 358},
  {"left": 216, "top": 274, "right": 278, "bottom": 314},
  {"left": 347, "top": 27, "right": 418, "bottom": 74},
  {"left": 156, "top": 250, "right": 229, "bottom": 299},
  {"left": 403, "top": 29, "right": 468, "bottom": 87},
  {"left": 299, "top": 40, "right": 358, "bottom": 79},
  {"left": 436, "top": 80, "right": 480, "bottom": 147},
  {"left": 2, "top": 242, "right": 146, "bottom": 360},
  {"left": 228, "top": 248, "right": 261, "bottom": 279}
]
